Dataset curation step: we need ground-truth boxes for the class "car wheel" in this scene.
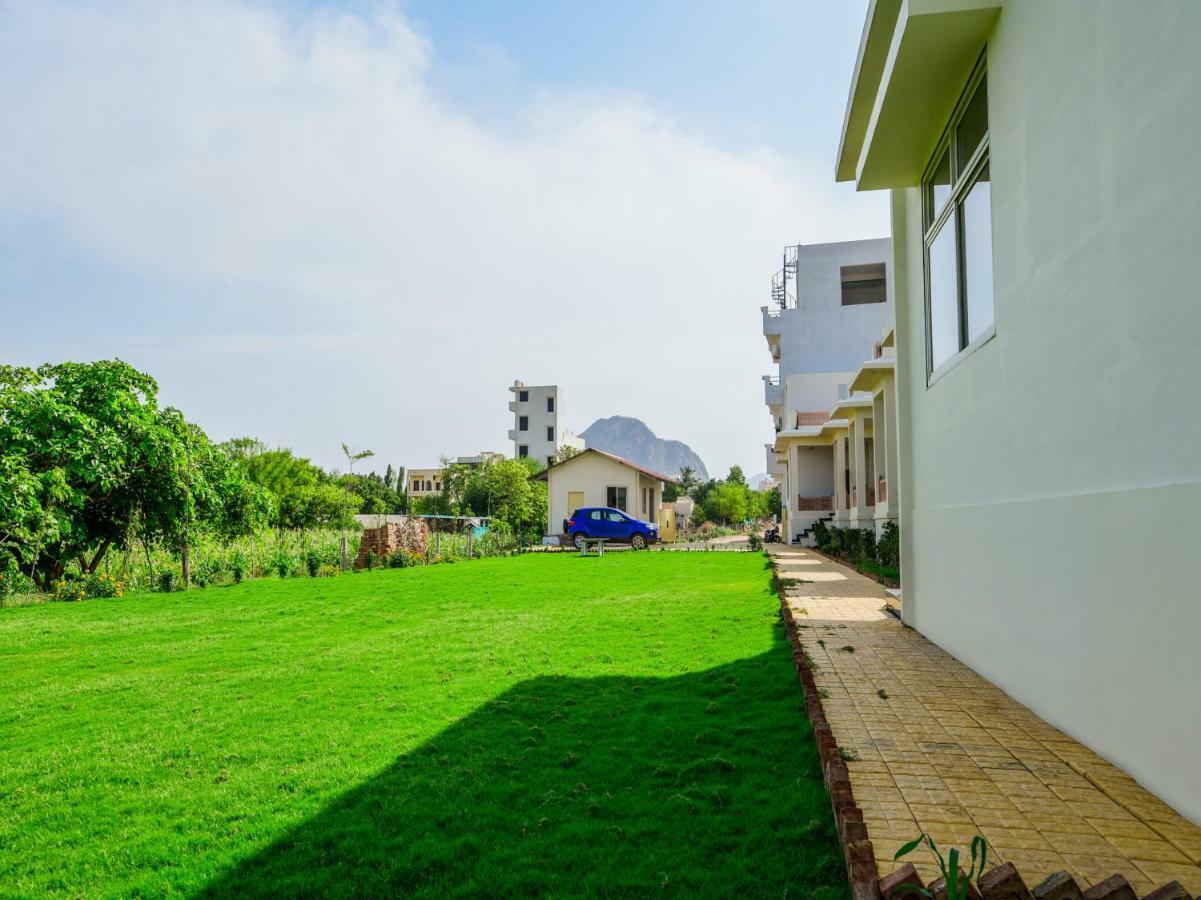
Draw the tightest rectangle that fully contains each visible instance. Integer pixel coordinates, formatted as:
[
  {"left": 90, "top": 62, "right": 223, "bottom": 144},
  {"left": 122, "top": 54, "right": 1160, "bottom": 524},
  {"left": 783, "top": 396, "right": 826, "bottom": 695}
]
[
  {"left": 573, "top": 532, "right": 588, "bottom": 550},
  {"left": 630, "top": 532, "right": 647, "bottom": 550}
]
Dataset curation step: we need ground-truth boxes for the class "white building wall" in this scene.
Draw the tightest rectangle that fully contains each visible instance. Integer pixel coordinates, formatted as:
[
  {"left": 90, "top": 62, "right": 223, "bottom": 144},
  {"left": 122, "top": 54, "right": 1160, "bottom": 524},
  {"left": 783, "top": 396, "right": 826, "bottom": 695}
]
[
  {"left": 777, "top": 239, "right": 894, "bottom": 379},
  {"left": 546, "top": 453, "right": 653, "bottom": 536},
  {"left": 783, "top": 371, "right": 853, "bottom": 421},
  {"left": 509, "top": 382, "right": 582, "bottom": 465},
  {"left": 891, "top": 1, "right": 1201, "bottom": 824}
]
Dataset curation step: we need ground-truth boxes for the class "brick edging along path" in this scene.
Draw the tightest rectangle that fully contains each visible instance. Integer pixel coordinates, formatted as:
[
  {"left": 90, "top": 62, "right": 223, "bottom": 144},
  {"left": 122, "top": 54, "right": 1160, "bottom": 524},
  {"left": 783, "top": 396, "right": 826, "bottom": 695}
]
[
  {"left": 775, "top": 563, "right": 880, "bottom": 900},
  {"left": 768, "top": 552, "right": 1201, "bottom": 900}
]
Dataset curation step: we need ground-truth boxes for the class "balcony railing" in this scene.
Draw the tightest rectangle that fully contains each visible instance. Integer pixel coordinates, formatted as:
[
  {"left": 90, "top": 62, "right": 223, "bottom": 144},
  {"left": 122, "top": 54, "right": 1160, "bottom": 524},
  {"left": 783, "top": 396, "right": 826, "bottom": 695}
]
[
  {"left": 849, "top": 486, "right": 877, "bottom": 509},
  {"left": 796, "top": 411, "right": 829, "bottom": 428},
  {"left": 763, "top": 375, "right": 783, "bottom": 408},
  {"left": 797, "top": 496, "right": 833, "bottom": 512}
]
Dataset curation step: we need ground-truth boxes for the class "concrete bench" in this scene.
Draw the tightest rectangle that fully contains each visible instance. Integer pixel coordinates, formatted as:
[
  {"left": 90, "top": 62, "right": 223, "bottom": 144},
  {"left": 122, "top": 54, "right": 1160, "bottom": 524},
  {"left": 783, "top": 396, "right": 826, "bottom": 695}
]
[{"left": 577, "top": 537, "right": 609, "bottom": 557}]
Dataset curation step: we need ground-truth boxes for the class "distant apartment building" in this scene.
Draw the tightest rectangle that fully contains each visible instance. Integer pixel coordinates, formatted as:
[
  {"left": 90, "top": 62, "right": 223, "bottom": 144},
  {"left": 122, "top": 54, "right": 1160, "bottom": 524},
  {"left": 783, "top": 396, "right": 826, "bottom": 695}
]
[
  {"left": 835, "top": 0, "right": 1201, "bottom": 824},
  {"left": 761, "top": 239, "right": 893, "bottom": 545},
  {"left": 405, "top": 452, "right": 505, "bottom": 502},
  {"left": 507, "top": 381, "right": 585, "bottom": 466},
  {"left": 406, "top": 467, "right": 443, "bottom": 501}
]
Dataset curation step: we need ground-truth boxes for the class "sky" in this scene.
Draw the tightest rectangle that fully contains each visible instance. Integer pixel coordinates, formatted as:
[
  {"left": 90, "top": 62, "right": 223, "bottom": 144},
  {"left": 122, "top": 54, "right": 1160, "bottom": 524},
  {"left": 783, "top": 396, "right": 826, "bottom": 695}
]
[{"left": 0, "top": 0, "right": 887, "bottom": 478}]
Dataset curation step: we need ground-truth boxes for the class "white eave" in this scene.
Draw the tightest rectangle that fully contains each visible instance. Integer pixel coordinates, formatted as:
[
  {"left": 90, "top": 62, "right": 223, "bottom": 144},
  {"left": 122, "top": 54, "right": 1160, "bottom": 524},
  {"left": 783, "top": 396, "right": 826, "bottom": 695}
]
[
  {"left": 832, "top": 396, "right": 873, "bottom": 419},
  {"left": 836, "top": 0, "right": 1002, "bottom": 190},
  {"left": 850, "top": 357, "right": 895, "bottom": 394}
]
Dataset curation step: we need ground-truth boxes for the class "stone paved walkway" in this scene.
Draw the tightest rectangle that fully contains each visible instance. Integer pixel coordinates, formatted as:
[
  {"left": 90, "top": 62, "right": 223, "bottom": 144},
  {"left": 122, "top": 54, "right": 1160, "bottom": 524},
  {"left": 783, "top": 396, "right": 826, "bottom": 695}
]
[{"left": 771, "top": 546, "right": 1201, "bottom": 895}]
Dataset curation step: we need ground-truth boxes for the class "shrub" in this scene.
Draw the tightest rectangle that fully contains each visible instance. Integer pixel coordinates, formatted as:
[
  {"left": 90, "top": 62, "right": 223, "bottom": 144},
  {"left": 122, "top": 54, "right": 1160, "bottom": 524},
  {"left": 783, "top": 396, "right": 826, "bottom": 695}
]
[
  {"left": 306, "top": 549, "right": 322, "bottom": 577},
  {"left": 157, "top": 570, "right": 176, "bottom": 593},
  {"left": 230, "top": 552, "right": 247, "bottom": 584},
  {"left": 386, "top": 550, "right": 409, "bottom": 568},
  {"left": 193, "top": 558, "right": 222, "bottom": 588},
  {"left": 316, "top": 563, "right": 340, "bottom": 578},
  {"left": 363, "top": 550, "right": 378, "bottom": 570},
  {"left": 53, "top": 572, "right": 124, "bottom": 602},
  {"left": 747, "top": 532, "right": 763, "bottom": 552},
  {"left": 812, "top": 520, "right": 830, "bottom": 551},
  {"left": 272, "top": 549, "right": 296, "bottom": 579},
  {"left": 877, "top": 521, "right": 899, "bottom": 568},
  {"left": 856, "top": 528, "right": 876, "bottom": 563},
  {"left": 824, "top": 526, "right": 843, "bottom": 556}
]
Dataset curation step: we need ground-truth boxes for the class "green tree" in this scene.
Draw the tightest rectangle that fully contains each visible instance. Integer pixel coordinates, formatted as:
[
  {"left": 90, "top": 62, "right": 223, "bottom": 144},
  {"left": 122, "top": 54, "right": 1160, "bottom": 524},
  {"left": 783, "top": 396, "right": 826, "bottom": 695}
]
[
  {"left": 701, "top": 482, "right": 748, "bottom": 525},
  {"left": 551, "top": 445, "right": 581, "bottom": 465},
  {"left": 726, "top": 465, "right": 746, "bottom": 487},
  {"left": 480, "top": 459, "right": 547, "bottom": 541},
  {"left": 677, "top": 466, "right": 699, "bottom": 496},
  {"left": 765, "top": 485, "right": 782, "bottom": 518},
  {"left": 0, "top": 361, "right": 271, "bottom": 590}
]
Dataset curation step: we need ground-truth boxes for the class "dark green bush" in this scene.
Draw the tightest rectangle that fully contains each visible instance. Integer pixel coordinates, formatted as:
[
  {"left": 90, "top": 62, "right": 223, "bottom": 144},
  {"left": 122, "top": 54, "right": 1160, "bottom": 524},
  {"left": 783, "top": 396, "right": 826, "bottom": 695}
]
[
  {"left": 157, "top": 570, "right": 175, "bottom": 593},
  {"left": 272, "top": 550, "right": 296, "bottom": 579},
  {"left": 387, "top": 550, "right": 409, "bottom": 569},
  {"left": 230, "top": 552, "right": 246, "bottom": 584},
  {"left": 856, "top": 529, "right": 876, "bottom": 563},
  {"left": 877, "top": 521, "right": 899, "bottom": 568},
  {"left": 364, "top": 550, "right": 378, "bottom": 570},
  {"left": 305, "top": 549, "right": 322, "bottom": 577},
  {"left": 812, "top": 520, "right": 830, "bottom": 551}
]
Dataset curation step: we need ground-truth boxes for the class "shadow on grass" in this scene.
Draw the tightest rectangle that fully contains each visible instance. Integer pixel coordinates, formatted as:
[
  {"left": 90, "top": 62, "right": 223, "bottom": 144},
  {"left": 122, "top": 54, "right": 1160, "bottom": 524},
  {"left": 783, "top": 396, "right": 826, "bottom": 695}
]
[{"left": 197, "top": 628, "right": 846, "bottom": 898}]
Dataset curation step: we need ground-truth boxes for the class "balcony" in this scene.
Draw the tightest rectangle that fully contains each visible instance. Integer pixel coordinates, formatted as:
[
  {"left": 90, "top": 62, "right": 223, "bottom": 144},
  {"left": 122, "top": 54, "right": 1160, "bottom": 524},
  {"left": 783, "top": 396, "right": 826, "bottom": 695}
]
[
  {"left": 507, "top": 400, "right": 517, "bottom": 413},
  {"left": 761, "top": 306, "right": 782, "bottom": 361},
  {"left": 850, "top": 486, "right": 877, "bottom": 509},
  {"left": 797, "top": 496, "right": 833, "bottom": 512},
  {"left": 763, "top": 374, "right": 783, "bottom": 409},
  {"left": 765, "top": 444, "right": 784, "bottom": 477}
]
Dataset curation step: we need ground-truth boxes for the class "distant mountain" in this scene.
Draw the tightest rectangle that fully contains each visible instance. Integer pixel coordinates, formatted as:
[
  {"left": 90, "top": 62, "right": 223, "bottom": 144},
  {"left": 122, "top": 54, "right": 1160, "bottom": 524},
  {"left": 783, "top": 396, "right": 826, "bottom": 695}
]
[
  {"left": 579, "top": 416, "right": 709, "bottom": 481},
  {"left": 748, "top": 472, "right": 772, "bottom": 490}
]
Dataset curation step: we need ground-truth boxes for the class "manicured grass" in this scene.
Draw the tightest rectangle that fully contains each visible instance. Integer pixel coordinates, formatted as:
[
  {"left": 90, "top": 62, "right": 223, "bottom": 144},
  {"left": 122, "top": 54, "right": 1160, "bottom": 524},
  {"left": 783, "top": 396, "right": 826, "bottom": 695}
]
[{"left": 0, "top": 552, "right": 846, "bottom": 897}]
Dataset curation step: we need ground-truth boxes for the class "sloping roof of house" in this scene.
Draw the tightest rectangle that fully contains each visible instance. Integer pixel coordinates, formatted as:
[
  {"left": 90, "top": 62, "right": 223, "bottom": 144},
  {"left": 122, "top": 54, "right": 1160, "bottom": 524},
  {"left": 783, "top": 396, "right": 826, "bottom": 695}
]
[{"left": 530, "top": 447, "right": 678, "bottom": 485}]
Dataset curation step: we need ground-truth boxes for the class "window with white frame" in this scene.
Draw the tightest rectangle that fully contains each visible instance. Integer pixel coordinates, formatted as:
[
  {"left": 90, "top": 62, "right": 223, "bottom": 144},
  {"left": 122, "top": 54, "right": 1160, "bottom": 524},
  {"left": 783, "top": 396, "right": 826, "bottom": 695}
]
[{"left": 923, "top": 59, "right": 994, "bottom": 379}]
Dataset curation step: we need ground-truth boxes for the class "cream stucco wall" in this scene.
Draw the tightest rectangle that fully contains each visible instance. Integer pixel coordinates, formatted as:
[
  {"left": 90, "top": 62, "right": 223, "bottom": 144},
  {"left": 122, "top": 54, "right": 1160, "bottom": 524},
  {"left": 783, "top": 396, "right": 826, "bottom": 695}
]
[
  {"left": 890, "top": 1, "right": 1201, "bottom": 824},
  {"left": 545, "top": 453, "right": 662, "bottom": 536}
]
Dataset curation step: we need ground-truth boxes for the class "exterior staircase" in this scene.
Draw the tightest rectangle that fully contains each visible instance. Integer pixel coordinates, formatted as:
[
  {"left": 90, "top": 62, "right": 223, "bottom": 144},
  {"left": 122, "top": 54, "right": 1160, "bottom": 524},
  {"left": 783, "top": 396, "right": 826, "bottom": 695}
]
[{"left": 794, "top": 511, "right": 834, "bottom": 547}]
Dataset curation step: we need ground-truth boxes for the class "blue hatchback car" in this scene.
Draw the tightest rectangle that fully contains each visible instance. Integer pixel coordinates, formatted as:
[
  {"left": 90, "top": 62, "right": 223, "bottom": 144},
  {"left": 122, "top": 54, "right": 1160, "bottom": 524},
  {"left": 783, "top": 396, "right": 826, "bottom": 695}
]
[{"left": 565, "top": 507, "right": 659, "bottom": 550}]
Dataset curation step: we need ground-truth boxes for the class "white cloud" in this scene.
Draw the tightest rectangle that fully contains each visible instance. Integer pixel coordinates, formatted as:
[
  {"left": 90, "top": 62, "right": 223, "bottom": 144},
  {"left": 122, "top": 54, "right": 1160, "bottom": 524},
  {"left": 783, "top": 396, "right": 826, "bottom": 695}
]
[{"left": 0, "top": 0, "right": 887, "bottom": 475}]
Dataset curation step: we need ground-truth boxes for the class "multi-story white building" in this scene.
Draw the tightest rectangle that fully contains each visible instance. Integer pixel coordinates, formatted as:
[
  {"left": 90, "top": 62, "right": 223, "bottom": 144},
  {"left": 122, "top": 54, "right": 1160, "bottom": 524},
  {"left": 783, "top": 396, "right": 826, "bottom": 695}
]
[
  {"left": 761, "top": 240, "right": 893, "bottom": 544},
  {"left": 507, "top": 381, "right": 585, "bottom": 467},
  {"left": 835, "top": 0, "right": 1201, "bottom": 825}
]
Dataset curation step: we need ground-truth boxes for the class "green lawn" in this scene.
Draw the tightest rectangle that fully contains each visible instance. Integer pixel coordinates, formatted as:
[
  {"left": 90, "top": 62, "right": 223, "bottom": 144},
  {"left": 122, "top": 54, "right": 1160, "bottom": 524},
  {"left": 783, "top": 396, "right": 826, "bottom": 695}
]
[{"left": 0, "top": 552, "right": 846, "bottom": 897}]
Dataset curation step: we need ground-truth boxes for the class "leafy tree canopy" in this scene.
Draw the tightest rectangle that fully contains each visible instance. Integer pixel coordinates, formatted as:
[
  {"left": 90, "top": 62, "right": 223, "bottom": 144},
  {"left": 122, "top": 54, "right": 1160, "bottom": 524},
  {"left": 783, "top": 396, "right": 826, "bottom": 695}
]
[{"left": 0, "top": 361, "right": 271, "bottom": 589}]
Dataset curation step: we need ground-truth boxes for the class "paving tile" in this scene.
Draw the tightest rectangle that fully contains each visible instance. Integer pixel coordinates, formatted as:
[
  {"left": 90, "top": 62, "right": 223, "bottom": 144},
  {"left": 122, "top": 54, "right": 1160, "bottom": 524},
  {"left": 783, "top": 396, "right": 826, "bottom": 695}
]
[{"left": 771, "top": 545, "right": 1201, "bottom": 895}]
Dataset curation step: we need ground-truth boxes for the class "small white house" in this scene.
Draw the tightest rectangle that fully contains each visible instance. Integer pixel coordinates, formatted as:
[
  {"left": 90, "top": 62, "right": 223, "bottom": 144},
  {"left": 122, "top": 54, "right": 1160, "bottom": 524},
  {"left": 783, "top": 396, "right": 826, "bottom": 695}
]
[{"left": 532, "top": 448, "right": 676, "bottom": 537}]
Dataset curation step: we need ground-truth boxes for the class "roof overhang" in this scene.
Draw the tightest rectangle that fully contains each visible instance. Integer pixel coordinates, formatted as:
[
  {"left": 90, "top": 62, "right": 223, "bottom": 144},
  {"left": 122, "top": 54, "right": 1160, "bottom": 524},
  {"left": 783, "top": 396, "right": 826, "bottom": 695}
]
[
  {"left": 832, "top": 397, "right": 873, "bottom": 420},
  {"left": 836, "top": 0, "right": 1002, "bottom": 190},
  {"left": 820, "top": 417, "right": 850, "bottom": 438},
  {"left": 850, "top": 357, "right": 896, "bottom": 394},
  {"left": 773, "top": 428, "right": 827, "bottom": 452},
  {"left": 531, "top": 447, "right": 678, "bottom": 484}
]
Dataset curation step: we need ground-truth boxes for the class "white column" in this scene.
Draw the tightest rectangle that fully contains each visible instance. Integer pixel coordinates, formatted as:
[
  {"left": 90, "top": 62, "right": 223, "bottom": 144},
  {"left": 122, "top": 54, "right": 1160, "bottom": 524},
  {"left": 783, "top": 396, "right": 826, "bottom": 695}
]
[
  {"left": 852, "top": 416, "right": 869, "bottom": 526},
  {"left": 833, "top": 434, "right": 847, "bottom": 523},
  {"left": 882, "top": 375, "right": 899, "bottom": 520}
]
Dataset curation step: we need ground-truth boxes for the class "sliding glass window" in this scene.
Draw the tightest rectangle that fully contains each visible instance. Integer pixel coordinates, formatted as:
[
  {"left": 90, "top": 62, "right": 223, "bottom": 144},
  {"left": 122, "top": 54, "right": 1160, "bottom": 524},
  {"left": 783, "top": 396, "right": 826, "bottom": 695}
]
[{"left": 922, "top": 60, "right": 994, "bottom": 379}]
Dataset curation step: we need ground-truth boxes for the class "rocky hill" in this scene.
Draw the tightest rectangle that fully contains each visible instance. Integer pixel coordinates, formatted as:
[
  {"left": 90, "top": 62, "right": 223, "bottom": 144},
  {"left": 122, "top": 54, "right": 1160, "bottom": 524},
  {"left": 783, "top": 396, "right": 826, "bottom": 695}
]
[{"left": 579, "top": 416, "right": 708, "bottom": 481}]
